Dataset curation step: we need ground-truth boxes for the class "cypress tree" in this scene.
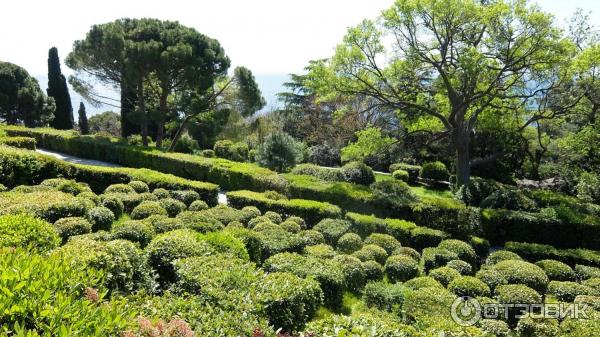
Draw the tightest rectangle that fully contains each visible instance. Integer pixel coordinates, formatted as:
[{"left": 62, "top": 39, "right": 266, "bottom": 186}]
[
  {"left": 47, "top": 47, "right": 73, "bottom": 129},
  {"left": 78, "top": 102, "right": 89, "bottom": 135}
]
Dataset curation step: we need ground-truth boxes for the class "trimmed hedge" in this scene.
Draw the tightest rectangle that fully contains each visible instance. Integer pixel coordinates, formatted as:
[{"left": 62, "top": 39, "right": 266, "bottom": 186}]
[
  {"left": 227, "top": 190, "right": 342, "bottom": 226},
  {"left": 504, "top": 241, "right": 600, "bottom": 268},
  {"left": 0, "top": 214, "right": 60, "bottom": 251},
  {"left": 0, "top": 145, "right": 219, "bottom": 204},
  {"left": 0, "top": 136, "right": 36, "bottom": 150}
]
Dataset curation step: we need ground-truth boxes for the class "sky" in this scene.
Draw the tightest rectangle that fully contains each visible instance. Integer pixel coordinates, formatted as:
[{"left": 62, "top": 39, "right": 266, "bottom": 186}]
[{"left": 1, "top": 0, "right": 599, "bottom": 115}]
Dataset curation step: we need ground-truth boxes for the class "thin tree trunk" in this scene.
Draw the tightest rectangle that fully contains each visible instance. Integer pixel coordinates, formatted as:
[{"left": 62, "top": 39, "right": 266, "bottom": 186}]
[
  {"left": 168, "top": 115, "right": 193, "bottom": 152},
  {"left": 453, "top": 125, "right": 471, "bottom": 187},
  {"left": 137, "top": 78, "right": 148, "bottom": 147},
  {"left": 156, "top": 90, "right": 168, "bottom": 149}
]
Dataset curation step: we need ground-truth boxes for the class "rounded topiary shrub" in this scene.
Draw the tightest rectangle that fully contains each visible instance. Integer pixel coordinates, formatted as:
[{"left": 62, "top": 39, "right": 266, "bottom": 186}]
[
  {"left": 393, "top": 246, "right": 420, "bottom": 262},
  {"left": 403, "top": 276, "right": 444, "bottom": 290},
  {"left": 476, "top": 267, "right": 508, "bottom": 291},
  {"left": 337, "top": 233, "right": 363, "bottom": 254},
  {"left": 352, "top": 244, "right": 388, "bottom": 265},
  {"left": 144, "top": 215, "right": 183, "bottom": 234},
  {"left": 152, "top": 188, "right": 171, "bottom": 199},
  {"left": 304, "top": 244, "right": 336, "bottom": 259},
  {"left": 479, "top": 319, "right": 510, "bottom": 337},
  {"left": 340, "top": 161, "right": 375, "bottom": 185},
  {"left": 86, "top": 206, "right": 115, "bottom": 231},
  {"left": 515, "top": 315, "right": 559, "bottom": 337},
  {"left": 370, "top": 180, "right": 418, "bottom": 208},
  {"left": 110, "top": 220, "right": 155, "bottom": 247},
  {"left": 285, "top": 216, "right": 306, "bottom": 229},
  {"left": 201, "top": 231, "right": 249, "bottom": 260},
  {"left": 100, "top": 195, "right": 124, "bottom": 218},
  {"left": 104, "top": 183, "right": 136, "bottom": 194},
  {"left": 493, "top": 260, "right": 549, "bottom": 293},
  {"left": 77, "top": 191, "right": 100, "bottom": 205},
  {"left": 158, "top": 198, "right": 186, "bottom": 217},
  {"left": 421, "top": 247, "right": 459, "bottom": 273},
  {"left": 0, "top": 214, "right": 60, "bottom": 252},
  {"left": 495, "top": 284, "right": 542, "bottom": 326},
  {"left": 429, "top": 266, "right": 461, "bottom": 287},
  {"left": 201, "top": 149, "right": 215, "bottom": 158},
  {"left": 362, "top": 260, "right": 384, "bottom": 281},
  {"left": 486, "top": 250, "right": 522, "bottom": 265},
  {"left": 392, "top": 169, "right": 409, "bottom": 182},
  {"left": 385, "top": 255, "right": 420, "bottom": 283},
  {"left": 53, "top": 217, "right": 92, "bottom": 244},
  {"left": 130, "top": 201, "right": 168, "bottom": 220},
  {"left": 420, "top": 161, "right": 449, "bottom": 181},
  {"left": 128, "top": 180, "right": 149, "bottom": 193},
  {"left": 280, "top": 219, "right": 301, "bottom": 233},
  {"left": 410, "top": 227, "right": 447, "bottom": 250},
  {"left": 313, "top": 218, "right": 352, "bottom": 246},
  {"left": 300, "top": 229, "right": 326, "bottom": 247},
  {"left": 363, "top": 281, "right": 404, "bottom": 312},
  {"left": 438, "top": 239, "right": 477, "bottom": 266},
  {"left": 582, "top": 278, "right": 600, "bottom": 295},
  {"left": 364, "top": 233, "right": 401, "bottom": 255},
  {"left": 547, "top": 281, "right": 595, "bottom": 302},
  {"left": 40, "top": 178, "right": 91, "bottom": 195},
  {"left": 448, "top": 276, "right": 491, "bottom": 297},
  {"left": 146, "top": 229, "right": 214, "bottom": 285},
  {"left": 264, "top": 211, "right": 283, "bottom": 224},
  {"left": 176, "top": 211, "right": 224, "bottom": 233},
  {"left": 334, "top": 254, "right": 367, "bottom": 292},
  {"left": 188, "top": 200, "right": 209, "bottom": 211},
  {"left": 170, "top": 190, "right": 200, "bottom": 206},
  {"left": 535, "top": 259, "right": 576, "bottom": 281},
  {"left": 446, "top": 259, "right": 473, "bottom": 275}
]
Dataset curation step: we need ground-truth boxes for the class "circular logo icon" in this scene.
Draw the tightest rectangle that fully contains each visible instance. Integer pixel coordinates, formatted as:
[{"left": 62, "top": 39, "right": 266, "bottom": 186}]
[{"left": 451, "top": 296, "right": 482, "bottom": 326}]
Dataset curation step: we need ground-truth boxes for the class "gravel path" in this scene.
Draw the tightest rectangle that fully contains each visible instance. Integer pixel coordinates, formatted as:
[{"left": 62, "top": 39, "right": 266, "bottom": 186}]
[{"left": 36, "top": 148, "right": 121, "bottom": 167}]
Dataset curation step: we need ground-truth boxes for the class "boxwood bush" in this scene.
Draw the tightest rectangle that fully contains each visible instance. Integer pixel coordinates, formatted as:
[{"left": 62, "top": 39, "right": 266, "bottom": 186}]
[
  {"left": 363, "top": 281, "right": 404, "bottom": 312},
  {"left": 128, "top": 180, "right": 149, "bottom": 193},
  {"left": 420, "top": 161, "right": 449, "bottom": 181},
  {"left": 53, "top": 216, "right": 92, "bottom": 244},
  {"left": 362, "top": 260, "right": 384, "bottom": 281},
  {"left": 410, "top": 227, "right": 448, "bottom": 250},
  {"left": 100, "top": 194, "right": 125, "bottom": 218},
  {"left": 0, "top": 214, "right": 60, "bottom": 251},
  {"left": 535, "top": 259, "right": 576, "bottom": 281},
  {"left": 352, "top": 244, "right": 389, "bottom": 265},
  {"left": 421, "top": 247, "right": 459, "bottom": 273},
  {"left": 486, "top": 250, "right": 523, "bottom": 265},
  {"left": 547, "top": 281, "right": 595, "bottom": 302},
  {"left": 364, "top": 233, "right": 401, "bottom": 255},
  {"left": 313, "top": 218, "right": 352, "bottom": 246},
  {"left": 385, "top": 255, "right": 420, "bottom": 282},
  {"left": 333, "top": 254, "right": 367, "bottom": 292},
  {"left": 130, "top": 201, "right": 168, "bottom": 220},
  {"left": 86, "top": 206, "right": 115, "bottom": 231},
  {"left": 340, "top": 161, "right": 375, "bottom": 185},
  {"left": 475, "top": 267, "right": 508, "bottom": 291},
  {"left": 493, "top": 260, "right": 549, "bottom": 293},
  {"left": 448, "top": 276, "right": 491, "bottom": 297},
  {"left": 157, "top": 198, "right": 186, "bottom": 217},
  {"left": 111, "top": 220, "right": 156, "bottom": 247},
  {"left": 389, "top": 163, "right": 421, "bottom": 184},
  {"left": 337, "top": 232, "right": 363, "bottom": 253},
  {"left": 429, "top": 266, "right": 461, "bottom": 287},
  {"left": 446, "top": 259, "right": 473, "bottom": 275},
  {"left": 495, "top": 284, "right": 542, "bottom": 325}
]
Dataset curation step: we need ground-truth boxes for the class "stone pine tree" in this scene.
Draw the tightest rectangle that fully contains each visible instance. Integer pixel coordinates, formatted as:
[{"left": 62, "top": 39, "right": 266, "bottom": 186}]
[
  {"left": 78, "top": 102, "right": 89, "bottom": 135},
  {"left": 47, "top": 47, "right": 73, "bottom": 129}
]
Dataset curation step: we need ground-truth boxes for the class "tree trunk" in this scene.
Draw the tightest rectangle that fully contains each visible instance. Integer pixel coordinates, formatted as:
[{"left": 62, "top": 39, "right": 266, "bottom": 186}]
[
  {"left": 156, "top": 90, "right": 168, "bottom": 149},
  {"left": 168, "top": 115, "right": 193, "bottom": 152},
  {"left": 137, "top": 78, "right": 148, "bottom": 147},
  {"left": 453, "top": 125, "right": 471, "bottom": 187},
  {"left": 120, "top": 80, "right": 138, "bottom": 138}
]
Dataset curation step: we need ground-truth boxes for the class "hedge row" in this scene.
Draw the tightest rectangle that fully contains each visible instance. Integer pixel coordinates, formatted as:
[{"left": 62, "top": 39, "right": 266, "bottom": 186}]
[
  {"left": 482, "top": 209, "right": 600, "bottom": 250},
  {"left": 0, "top": 145, "right": 219, "bottom": 205},
  {"left": 504, "top": 241, "right": 600, "bottom": 268},
  {"left": 0, "top": 136, "right": 36, "bottom": 150},
  {"left": 226, "top": 190, "right": 342, "bottom": 226}
]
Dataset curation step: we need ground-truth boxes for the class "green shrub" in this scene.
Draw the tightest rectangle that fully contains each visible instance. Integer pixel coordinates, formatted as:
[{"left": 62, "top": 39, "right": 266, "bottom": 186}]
[
  {"left": 576, "top": 172, "right": 600, "bottom": 204},
  {"left": 515, "top": 315, "right": 559, "bottom": 337},
  {"left": 152, "top": 187, "right": 171, "bottom": 199},
  {"left": 495, "top": 284, "right": 542, "bottom": 325},
  {"left": 78, "top": 191, "right": 100, "bottom": 205},
  {"left": 0, "top": 190, "right": 91, "bottom": 223},
  {"left": 264, "top": 252, "right": 345, "bottom": 309},
  {"left": 402, "top": 286, "right": 454, "bottom": 322},
  {"left": 385, "top": 255, "right": 420, "bottom": 282},
  {"left": 438, "top": 239, "right": 477, "bottom": 266},
  {"left": 576, "top": 265, "right": 600, "bottom": 280},
  {"left": 486, "top": 250, "right": 523, "bottom": 265},
  {"left": 493, "top": 260, "right": 549, "bottom": 293},
  {"left": 370, "top": 179, "right": 418, "bottom": 208},
  {"left": 280, "top": 219, "right": 302, "bottom": 233},
  {"left": 86, "top": 206, "right": 115, "bottom": 231},
  {"left": 158, "top": 198, "right": 186, "bottom": 217},
  {"left": 201, "top": 231, "right": 250, "bottom": 260},
  {"left": 334, "top": 254, "right": 367, "bottom": 292},
  {"left": 410, "top": 226, "right": 447, "bottom": 250},
  {"left": 385, "top": 218, "right": 417, "bottom": 245},
  {"left": 504, "top": 241, "right": 600, "bottom": 268},
  {"left": 56, "top": 238, "right": 154, "bottom": 293},
  {"left": 535, "top": 260, "right": 576, "bottom": 281},
  {"left": 389, "top": 163, "right": 421, "bottom": 183},
  {"left": 420, "top": 161, "right": 449, "bottom": 181},
  {"left": 337, "top": 233, "right": 363, "bottom": 253},
  {"left": 0, "top": 136, "right": 36, "bottom": 149},
  {"left": 255, "top": 132, "right": 304, "bottom": 172},
  {"left": 291, "top": 163, "right": 343, "bottom": 182},
  {"left": 392, "top": 169, "right": 409, "bottom": 182},
  {"left": 285, "top": 215, "right": 306, "bottom": 228},
  {"left": 393, "top": 246, "right": 420, "bottom": 262},
  {"left": 0, "top": 183, "right": 7, "bottom": 192},
  {"left": 176, "top": 211, "right": 224, "bottom": 233},
  {"left": 353, "top": 244, "right": 388, "bottom": 264},
  {"left": 41, "top": 178, "right": 91, "bottom": 195},
  {"left": 258, "top": 272, "right": 323, "bottom": 332},
  {"left": 421, "top": 247, "right": 459, "bottom": 273},
  {"left": 363, "top": 281, "right": 404, "bottom": 312},
  {"left": 53, "top": 216, "right": 92, "bottom": 243},
  {"left": 573, "top": 295, "right": 600, "bottom": 311},
  {"left": 111, "top": 220, "right": 155, "bottom": 247},
  {"left": 481, "top": 189, "right": 537, "bottom": 212},
  {"left": 0, "top": 214, "right": 60, "bottom": 251},
  {"left": 429, "top": 266, "right": 461, "bottom": 287},
  {"left": 100, "top": 194, "right": 124, "bottom": 218},
  {"left": 130, "top": 200, "right": 167, "bottom": 220},
  {"left": 305, "top": 244, "right": 336, "bottom": 259},
  {"left": 547, "top": 281, "right": 595, "bottom": 302},
  {"left": 264, "top": 211, "right": 283, "bottom": 224},
  {"left": 120, "top": 192, "right": 158, "bottom": 213},
  {"left": 476, "top": 267, "right": 508, "bottom": 291},
  {"left": 300, "top": 229, "right": 326, "bottom": 247},
  {"left": 362, "top": 260, "right": 384, "bottom": 281},
  {"left": 403, "top": 276, "right": 444, "bottom": 290},
  {"left": 345, "top": 212, "right": 388, "bottom": 238},
  {"left": 144, "top": 215, "right": 182, "bottom": 233},
  {"left": 170, "top": 190, "right": 200, "bottom": 206},
  {"left": 479, "top": 319, "right": 510, "bottom": 337},
  {"left": 448, "top": 276, "right": 491, "bottom": 297},
  {"left": 582, "top": 277, "right": 600, "bottom": 295},
  {"left": 446, "top": 259, "right": 473, "bottom": 275},
  {"left": 104, "top": 183, "right": 136, "bottom": 194},
  {"left": 469, "top": 235, "right": 491, "bottom": 258},
  {"left": 254, "top": 223, "right": 304, "bottom": 259},
  {"left": 224, "top": 227, "right": 264, "bottom": 264},
  {"left": 303, "top": 312, "right": 411, "bottom": 337},
  {"left": 313, "top": 218, "right": 352, "bottom": 246},
  {"left": 201, "top": 149, "right": 215, "bottom": 157},
  {"left": 128, "top": 180, "right": 149, "bottom": 193},
  {"left": 364, "top": 233, "right": 401, "bottom": 255},
  {"left": 340, "top": 161, "right": 375, "bottom": 185},
  {"left": 188, "top": 199, "right": 209, "bottom": 211},
  {"left": 146, "top": 229, "right": 214, "bottom": 285}
]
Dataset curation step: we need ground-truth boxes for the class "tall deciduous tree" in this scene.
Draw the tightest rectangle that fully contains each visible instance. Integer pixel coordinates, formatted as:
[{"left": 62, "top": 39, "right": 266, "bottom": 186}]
[
  {"left": 0, "top": 61, "right": 55, "bottom": 127},
  {"left": 47, "top": 47, "right": 74, "bottom": 129},
  {"left": 318, "top": 0, "right": 568, "bottom": 186},
  {"left": 78, "top": 102, "right": 89, "bottom": 135}
]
